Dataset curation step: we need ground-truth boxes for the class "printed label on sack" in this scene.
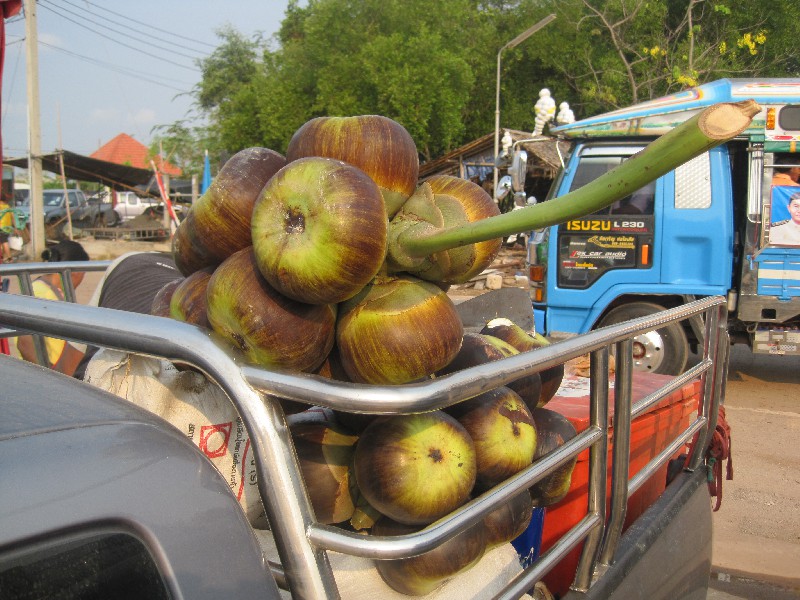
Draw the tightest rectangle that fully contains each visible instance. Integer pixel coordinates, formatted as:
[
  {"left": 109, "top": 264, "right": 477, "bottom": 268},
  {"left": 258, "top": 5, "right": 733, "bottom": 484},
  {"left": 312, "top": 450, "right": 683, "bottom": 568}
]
[{"left": 200, "top": 422, "right": 233, "bottom": 458}]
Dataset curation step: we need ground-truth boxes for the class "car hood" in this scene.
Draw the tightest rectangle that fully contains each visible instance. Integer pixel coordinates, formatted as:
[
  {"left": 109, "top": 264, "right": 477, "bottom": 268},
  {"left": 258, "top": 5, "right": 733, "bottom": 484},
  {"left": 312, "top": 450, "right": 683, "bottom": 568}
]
[{"left": 17, "top": 205, "right": 61, "bottom": 217}]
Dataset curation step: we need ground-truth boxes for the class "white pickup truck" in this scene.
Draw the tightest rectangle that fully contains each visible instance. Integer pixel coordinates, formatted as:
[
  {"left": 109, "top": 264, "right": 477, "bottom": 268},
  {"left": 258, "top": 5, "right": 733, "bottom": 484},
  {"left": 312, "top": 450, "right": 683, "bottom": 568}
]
[{"left": 112, "top": 191, "right": 159, "bottom": 222}]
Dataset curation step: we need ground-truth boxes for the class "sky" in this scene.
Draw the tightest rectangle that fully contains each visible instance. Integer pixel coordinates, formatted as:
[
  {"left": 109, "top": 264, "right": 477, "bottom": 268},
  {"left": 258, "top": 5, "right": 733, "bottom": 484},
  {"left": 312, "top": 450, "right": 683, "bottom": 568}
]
[{"left": 2, "top": 0, "right": 292, "bottom": 161}]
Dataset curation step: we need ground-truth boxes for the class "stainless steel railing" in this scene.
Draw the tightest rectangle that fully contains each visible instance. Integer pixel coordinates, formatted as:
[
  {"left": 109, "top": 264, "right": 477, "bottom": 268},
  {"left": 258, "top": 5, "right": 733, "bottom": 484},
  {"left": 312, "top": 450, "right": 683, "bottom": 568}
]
[{"left": 0, "top": 261, "right": 726, "bottom": 599}]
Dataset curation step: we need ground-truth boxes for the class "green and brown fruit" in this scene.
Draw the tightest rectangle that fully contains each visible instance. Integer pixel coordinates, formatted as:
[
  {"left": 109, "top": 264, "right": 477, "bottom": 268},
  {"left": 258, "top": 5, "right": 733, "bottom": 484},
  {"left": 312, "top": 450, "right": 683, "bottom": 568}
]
[
  {"left": 169, "top": 267, "right": 212, "bottom": 329},
  {"left": 251, "top": 157, "right": 388, "bottom": 305},
  {"left": 150, "top": 278, "right": 183, "bottom": 318},
  {"left": 387, "top": 175, "right": 502, "bottom": 284},
  {"left": 437, "top": 332, "right": 543, "bottom": 414},
  {"left": 336, "top": 275, "right": 464, "bottom": 385},
  {"left": 529, "top": 408, "right": 578, "bottom": 507},
  {"left": 481, "top": 318, "right": 564, "bottom": 407},
  {"left": 371, "top": 517, "right": 487, "bottom": 597},
  {"left": 290, "top": 420, "right": 358, "bottom": 525},
  {"left": 482, "top": 490, "right": 534, "bottom": 550},
  {"left": 286, "top": 114, "right": 419, "bottom": 218},
  {"left": 353, "top": 411, "right": 477, "bottom": 525},
  {"left": 172, "top": 147, "right": 287, "bottom": 276},
  {"left": 446, "top": 386, "right": 537, "bottom": 492},
  {"left": 205, "top": 247, "right": 336, "bottom": 372}
]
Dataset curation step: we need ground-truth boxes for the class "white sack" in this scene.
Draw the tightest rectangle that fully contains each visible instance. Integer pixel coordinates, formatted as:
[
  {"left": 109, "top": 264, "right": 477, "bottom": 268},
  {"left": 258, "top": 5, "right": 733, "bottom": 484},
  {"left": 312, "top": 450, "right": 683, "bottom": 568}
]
[
  {"left": 254, "top": 530, "right": 532, "bottom": 600},
  {"left": 85, "top": 349, "right": 267, "bottom": 527}
]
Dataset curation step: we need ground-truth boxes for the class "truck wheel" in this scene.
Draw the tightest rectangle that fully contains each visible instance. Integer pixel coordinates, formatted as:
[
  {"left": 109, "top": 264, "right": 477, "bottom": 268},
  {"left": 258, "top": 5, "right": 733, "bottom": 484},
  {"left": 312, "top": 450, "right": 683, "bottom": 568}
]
[{"left": 597, "top": 302, "right": 689, "bottom": 375}]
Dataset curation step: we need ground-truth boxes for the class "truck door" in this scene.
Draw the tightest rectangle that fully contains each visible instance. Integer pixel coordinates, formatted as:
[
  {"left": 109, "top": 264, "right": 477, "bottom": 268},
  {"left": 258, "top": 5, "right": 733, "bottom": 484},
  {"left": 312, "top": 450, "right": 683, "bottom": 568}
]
[
  {"left": 658, "top": 147, "right": 733, "bottom": 291},
  {"left": 546, "top": 144, "right": 661, "bottom": 333}
]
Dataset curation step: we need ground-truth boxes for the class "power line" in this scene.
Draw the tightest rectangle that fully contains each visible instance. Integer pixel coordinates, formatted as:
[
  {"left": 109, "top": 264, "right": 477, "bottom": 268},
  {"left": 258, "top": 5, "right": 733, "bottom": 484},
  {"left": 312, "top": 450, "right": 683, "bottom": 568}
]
[
  {"left": 38, "top": 40, "right": 191, "bottom": 92},
  {"left": 36, "top": 1, "right": 201, "bottom": 73},
  {"left": 45, "top": 0, "right": 210, "bottom": 60},
  {"left": 62, "top": 0, "right": 218, "bottom": 51}
]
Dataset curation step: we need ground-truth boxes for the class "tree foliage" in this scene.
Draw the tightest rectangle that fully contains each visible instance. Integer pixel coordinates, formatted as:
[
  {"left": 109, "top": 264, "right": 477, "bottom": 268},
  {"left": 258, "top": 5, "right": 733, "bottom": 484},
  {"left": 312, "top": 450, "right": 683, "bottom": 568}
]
[
  {"left": 530, "top": 0, "right": 800, "bottom": 114},
  {"left": 171, "top": 0, "right": 800, "bottom": 173}
]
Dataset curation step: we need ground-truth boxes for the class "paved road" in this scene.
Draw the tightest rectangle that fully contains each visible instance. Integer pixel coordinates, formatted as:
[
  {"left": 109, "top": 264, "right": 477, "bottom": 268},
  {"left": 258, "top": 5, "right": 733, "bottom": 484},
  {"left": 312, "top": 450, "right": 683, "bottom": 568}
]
[
  {"left": 708, "top": 572, "right": 800, "bottom": 599},
  {"left": 708, "top": 344, "right": 800, "bottom": 597}
]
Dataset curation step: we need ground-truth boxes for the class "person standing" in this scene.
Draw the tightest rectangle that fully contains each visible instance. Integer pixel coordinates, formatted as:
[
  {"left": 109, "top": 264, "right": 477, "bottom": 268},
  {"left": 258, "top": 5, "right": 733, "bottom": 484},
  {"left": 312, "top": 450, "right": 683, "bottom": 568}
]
[
  {"left": 0, "top": 196, "right": 13, "bottom": 261},
  {"left": 771, "top": 156, "right": 800, "bottom": 186},
  {"left": 15, "top": 240, "right": 89, "bottom": 375}
]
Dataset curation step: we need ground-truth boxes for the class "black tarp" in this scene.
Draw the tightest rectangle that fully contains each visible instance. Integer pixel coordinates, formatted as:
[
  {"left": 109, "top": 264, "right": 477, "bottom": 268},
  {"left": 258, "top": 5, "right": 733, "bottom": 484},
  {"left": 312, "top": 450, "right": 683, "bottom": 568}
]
[
  {"left": 6, "top": 150, "right": 194, "bottom": 199},
  {"left": 6, "top": 150, "right": 156, "bottom": 191}
]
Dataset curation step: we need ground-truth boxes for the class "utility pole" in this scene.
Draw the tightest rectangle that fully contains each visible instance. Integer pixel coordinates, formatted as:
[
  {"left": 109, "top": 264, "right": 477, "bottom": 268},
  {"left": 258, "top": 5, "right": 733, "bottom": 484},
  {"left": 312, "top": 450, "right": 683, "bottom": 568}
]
[{"left": 24, "top": 0, "right": 44, "bottom": 259}]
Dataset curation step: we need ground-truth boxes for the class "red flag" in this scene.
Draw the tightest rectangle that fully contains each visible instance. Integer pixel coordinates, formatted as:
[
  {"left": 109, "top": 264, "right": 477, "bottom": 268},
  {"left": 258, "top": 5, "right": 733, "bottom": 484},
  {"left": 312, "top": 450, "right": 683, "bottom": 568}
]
[{"left": 150, "top": 160, "right": 180, "bottom": 229}]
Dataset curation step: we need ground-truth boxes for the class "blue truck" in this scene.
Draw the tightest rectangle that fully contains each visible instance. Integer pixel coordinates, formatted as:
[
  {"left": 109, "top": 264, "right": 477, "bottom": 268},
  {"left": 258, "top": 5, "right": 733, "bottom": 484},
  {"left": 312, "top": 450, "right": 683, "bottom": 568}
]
[{"left": 516, "top": 78, "right": 800, "bottom": 375}]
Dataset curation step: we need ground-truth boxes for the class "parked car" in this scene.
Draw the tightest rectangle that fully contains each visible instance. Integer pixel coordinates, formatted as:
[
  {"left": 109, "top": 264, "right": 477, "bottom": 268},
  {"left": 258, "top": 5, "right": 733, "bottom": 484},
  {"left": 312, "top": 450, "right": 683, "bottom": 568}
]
[
  {"left": 17, "top": 189, "right": 93, "bottom": 238},
  {"left": 113, "top": 191, "right": 159, "bottom": 222}
]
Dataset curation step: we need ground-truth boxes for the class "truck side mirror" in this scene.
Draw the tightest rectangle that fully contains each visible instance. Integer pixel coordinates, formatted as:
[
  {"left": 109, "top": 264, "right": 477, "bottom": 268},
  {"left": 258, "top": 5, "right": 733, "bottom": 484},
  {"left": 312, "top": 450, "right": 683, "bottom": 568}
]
[
  {"left": 496, "top": 175, "right": 513, "bottom": 201},
  {"left": 510, "top": 149, "right": 528, "bottom": 192}
]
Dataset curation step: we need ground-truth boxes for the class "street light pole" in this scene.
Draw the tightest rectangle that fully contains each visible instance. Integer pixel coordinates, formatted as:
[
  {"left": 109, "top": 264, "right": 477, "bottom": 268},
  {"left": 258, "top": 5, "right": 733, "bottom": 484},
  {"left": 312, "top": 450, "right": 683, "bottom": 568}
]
[{"left": 493, "top": 14, "right": 556, "bottom": 200}]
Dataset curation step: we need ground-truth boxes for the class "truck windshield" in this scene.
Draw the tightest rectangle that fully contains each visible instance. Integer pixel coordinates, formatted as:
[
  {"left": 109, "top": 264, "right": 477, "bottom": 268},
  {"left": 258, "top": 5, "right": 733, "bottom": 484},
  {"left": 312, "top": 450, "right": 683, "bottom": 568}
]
[
  {"left": 42, "top": 192, "right": 64, "bottom": 207},
  {"left": 569, "top": 155, "right": 655, "bottom": 216}
]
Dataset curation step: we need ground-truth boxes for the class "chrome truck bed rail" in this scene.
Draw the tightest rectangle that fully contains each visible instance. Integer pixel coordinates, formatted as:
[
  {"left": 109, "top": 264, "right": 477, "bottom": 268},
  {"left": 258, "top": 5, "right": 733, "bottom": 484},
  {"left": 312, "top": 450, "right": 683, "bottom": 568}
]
[{"left": 0, "top": 261, "right": 727, "bottom": 600}]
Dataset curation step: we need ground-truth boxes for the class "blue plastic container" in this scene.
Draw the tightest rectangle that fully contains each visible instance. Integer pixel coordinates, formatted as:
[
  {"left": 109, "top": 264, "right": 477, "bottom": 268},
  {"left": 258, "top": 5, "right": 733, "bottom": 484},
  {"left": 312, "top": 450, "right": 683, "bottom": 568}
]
[{"left": 511, "top": 506, "right": 545, "bottom": 568}]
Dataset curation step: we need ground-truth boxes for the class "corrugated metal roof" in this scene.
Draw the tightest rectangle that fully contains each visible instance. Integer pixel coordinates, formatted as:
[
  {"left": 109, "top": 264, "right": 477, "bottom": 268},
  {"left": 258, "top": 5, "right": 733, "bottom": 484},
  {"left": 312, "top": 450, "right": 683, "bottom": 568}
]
[{"left": 418, "top": 129, "right": 570, "bottom": 180}]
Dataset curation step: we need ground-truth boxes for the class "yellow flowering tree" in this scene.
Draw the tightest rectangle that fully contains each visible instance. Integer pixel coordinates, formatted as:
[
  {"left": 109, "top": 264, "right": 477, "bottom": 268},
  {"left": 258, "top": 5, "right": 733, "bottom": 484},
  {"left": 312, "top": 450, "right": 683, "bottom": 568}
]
[{"left": 531, "top": 0, "right": 799, "bottom": 115}]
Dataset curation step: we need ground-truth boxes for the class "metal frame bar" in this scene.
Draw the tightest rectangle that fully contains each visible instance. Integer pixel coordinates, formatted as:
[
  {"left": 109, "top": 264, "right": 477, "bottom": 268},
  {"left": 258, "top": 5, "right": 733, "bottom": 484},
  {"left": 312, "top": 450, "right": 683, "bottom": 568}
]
[
  {"left": 0, "top": 262, "right": 727, "bottom": 600},
  {"left": 0, "top": 260, "right": 111, "bottom": 366}
]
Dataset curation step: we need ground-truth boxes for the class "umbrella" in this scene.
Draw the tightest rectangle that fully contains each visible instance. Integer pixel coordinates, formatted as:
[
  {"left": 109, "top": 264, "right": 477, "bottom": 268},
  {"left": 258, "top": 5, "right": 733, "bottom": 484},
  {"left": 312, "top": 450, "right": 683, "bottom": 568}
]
[{"left": 201, "top": 150, "right": 212, "bottom": 193}]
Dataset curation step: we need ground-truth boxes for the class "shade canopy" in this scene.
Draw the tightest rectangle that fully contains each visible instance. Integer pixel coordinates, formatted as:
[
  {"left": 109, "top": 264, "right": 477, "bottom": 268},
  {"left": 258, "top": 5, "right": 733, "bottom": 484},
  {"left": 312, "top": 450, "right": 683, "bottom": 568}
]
[{"left": 6, "top": 150, "right": 156, "bottom": 191}]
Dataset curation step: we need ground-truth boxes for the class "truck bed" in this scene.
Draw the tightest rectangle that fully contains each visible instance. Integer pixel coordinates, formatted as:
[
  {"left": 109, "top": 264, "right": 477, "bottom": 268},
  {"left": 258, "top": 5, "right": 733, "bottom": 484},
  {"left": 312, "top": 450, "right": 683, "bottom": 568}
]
[{"left": 0, "top": 260, "right": 728, "bottom": 599}]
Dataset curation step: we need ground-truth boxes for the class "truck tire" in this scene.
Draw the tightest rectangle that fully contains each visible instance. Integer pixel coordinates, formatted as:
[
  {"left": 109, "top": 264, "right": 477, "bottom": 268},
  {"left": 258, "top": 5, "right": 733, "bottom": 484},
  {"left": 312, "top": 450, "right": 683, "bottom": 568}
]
[{"left": 596, "top": 302, "right": 689, "bottom": 375}]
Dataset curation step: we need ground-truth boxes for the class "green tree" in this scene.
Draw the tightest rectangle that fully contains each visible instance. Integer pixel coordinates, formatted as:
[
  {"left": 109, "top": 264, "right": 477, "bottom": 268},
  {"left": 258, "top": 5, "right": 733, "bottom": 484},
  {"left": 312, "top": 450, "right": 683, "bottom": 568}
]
[
  {"left": 528, "top": 0, "right": 800, "bottom": 117},
  {"left": 190, "top": 0, "right": 506, "bottom": 160},
  {"left": 193, "top": 26, "right": 265, "bottom": 154},
  {"left": 149, "top": 120, "right": 210, "bottom": 179},
  {"left": 253, "top": 0, "right": 498, "bottom": 160},
  {"left": 179, "top": 0, "right": 800, "bottom": 167}
]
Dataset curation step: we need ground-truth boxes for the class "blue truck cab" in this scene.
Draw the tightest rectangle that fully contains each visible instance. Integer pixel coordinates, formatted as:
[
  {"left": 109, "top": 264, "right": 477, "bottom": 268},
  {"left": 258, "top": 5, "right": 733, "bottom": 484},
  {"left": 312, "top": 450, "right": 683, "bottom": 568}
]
[{"left": 526, "top": 78, "right": 800, "bottom": 374}]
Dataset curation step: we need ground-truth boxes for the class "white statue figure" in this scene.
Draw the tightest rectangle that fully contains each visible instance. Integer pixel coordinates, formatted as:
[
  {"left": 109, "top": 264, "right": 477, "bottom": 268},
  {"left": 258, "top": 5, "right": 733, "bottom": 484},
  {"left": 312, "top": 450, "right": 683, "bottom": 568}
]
[
  {"left": 556, "top": 101, "right": 575, "bottom": 125},
  {"left": 533, "top": 88, "right": 556, "bottom": 135},
  {"left": 501, "top": 130, "right": 513, "bottom": 157}
]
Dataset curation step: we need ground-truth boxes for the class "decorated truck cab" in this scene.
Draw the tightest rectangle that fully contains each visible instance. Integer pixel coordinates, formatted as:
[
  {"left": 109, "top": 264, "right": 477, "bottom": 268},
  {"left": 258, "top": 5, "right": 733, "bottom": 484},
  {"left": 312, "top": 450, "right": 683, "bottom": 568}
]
[{"left": 524, "top": 79, "right": 800, "bottom": 374}]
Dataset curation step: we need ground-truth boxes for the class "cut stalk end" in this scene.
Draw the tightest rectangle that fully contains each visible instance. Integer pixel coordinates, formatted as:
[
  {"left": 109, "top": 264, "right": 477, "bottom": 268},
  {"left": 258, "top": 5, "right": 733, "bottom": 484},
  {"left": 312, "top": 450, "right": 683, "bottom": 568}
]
[{"left": 700, "top": 99, "right": 761, "bottom": 139}]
